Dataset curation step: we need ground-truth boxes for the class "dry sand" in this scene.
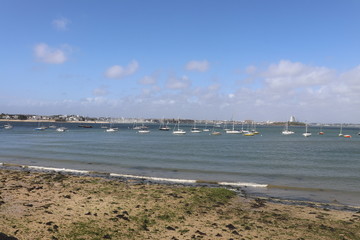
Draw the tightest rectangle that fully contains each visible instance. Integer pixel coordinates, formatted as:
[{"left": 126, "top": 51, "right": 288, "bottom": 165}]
[{"left": 0, "top": 169, "right": 359, "bottom": 240}]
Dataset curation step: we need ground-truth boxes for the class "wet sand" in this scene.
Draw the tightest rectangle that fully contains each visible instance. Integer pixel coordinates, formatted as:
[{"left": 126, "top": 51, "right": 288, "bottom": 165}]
[{"left": 0, "top": 169, "right": 359, "bottom": 240}]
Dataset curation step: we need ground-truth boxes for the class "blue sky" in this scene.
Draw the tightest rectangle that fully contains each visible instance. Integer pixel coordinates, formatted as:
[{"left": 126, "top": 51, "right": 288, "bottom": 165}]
[{"left": 1, "top": 0, "right": 360, "bottom": 122}]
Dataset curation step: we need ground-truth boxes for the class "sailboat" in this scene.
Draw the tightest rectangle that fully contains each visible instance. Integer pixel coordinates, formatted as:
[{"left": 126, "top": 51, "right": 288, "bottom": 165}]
[
  {"left": 3, "top": 123, "right": 13, "bottom": 129},
  {"left": 338, "top": 124, "right": 343, "bottom": 137},
  {"left": 138, "top": 123, "right": 150, "bottom": 133},
  {"left": 250, "top": 121, "right": 260, "bottom": 135},
  {"left": 302, "top": 123, "right": 311, "bottom": 137},
  {"left": 203, "top": 122, "right": 210, "bottom": 132},
  {"left": 34, "top": 122, "right": 47, "bottom": 131},
  {"left": 56, "top": 127, "right": 68, "bottom": 132},
  {"left": 106, "top": 127, "right": 119, "bottom": 132},
  {"left": 138, "top": 129, "right": 150, "bottom": 134},
  {"left": 243, "top": 131, "right": 255, "bottom": 136},
  {"left": 191, "top": 121, "right": 202, "bottom": 133},
  {"left": 173, "top": 119, "right": 186, "bottom": 135},
  {"left": 105, "top": 120, "right": 119, "bottom": 132},
  {"left": 226, "top": 120, "right": 242, "bottom": 134},
  {"left": 318, "top": 125, "right": 324, "bottom": 135},
  {"left": 282, "top": 122, "right": 294, "bottom": 135},
  {"left": 159, "top": 119, "right": 170, "bottom": 131},
  {"left": 132, "top": 121, "right": 142, "bottom": 130},
  {"left": 210, "top": 125, "right": 222, "bottom": 135}
]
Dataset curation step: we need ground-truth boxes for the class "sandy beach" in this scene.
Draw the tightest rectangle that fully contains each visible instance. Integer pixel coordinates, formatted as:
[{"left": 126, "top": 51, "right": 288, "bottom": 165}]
[{"left": 0, "top": 168, "right": 359, "bottom": 240}]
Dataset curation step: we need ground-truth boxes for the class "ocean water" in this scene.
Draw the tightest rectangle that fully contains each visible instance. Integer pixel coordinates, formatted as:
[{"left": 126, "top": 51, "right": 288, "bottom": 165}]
[{"left": 1, "top": 122, "right": 359, "bottom": 207}]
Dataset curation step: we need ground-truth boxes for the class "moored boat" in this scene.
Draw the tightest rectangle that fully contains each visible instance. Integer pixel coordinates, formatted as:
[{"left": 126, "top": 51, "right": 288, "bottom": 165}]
[
  {"left": 226, "top": 120, "right": 242, "bottom": 134},
  {"left": 56, "top": 127, "right": 68, "bottom": 132},
  {"left": 282, "top": 122, "right": 294, "bottom": 135},
  {"left": 105, "top": 127, "right": 119, "bottom": 132},
  {"left": 302, "top": 123, "right": 311, "bottom": 137},
  {"left": 338, "top": 124, "right": 343, "bottom": 137},
  {"left": 243, "top": 132, "right": 255, "bottom": 136},
  {"left": 173, "top": 119, "right": 186, "bottom": 135},
  {"left": 191, "top": 121, "right": 202, "bottom": 133},
  {"left": 35, "top": 122, "right": 47, "bottom": 131},
  {"left": 3, "top": 123, "right": 13, "bottom": 129},
  {"left": 159, "top": 119, "right": 170, "bottom": 131},
  {"left": 138, "top": 129, "right": 150, "bottom": 134},
  {"left": 159, "top": 126, "right": 170, "bottom": 131},
  {"left": 203, "top": 122, "right": 210, "bottom": 132},
  {"left": 78, "top": 125, "right": 93, "bottom": 128}
]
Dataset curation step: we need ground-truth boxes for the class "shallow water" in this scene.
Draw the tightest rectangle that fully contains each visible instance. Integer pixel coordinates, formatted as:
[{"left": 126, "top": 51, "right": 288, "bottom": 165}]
[{"left": 1, "top": 122, "right": 359, "bottom": 206}]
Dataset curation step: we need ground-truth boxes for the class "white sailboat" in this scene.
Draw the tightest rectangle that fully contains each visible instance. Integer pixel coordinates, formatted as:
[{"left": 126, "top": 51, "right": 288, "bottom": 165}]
[
  {"left": 138, "top": 129, "right": 150, "bottom": 134},
  {"left": 302, "top": 123, "right": 311, "bottom": 137},
  {"left": 226, "top": 120, "right": 242, "bottom": 134},
  {"left": 138, "top": 123, "right": 150, "bottom": 134},
  {"left": 282, "top": 122, "right": 295, "bottom": 135},
  {"left": 203, "top": 122, "right": 210, "bottom": 132},
  {"left": 338, "top": 124, "right": 343, "bottom": 137},
  {"left": 3, "top": 123, "right": 13, "bottom": 129},
  {"left": 173, "top": 119, "right": 186, "bottom": 135},
  {"left": 191, "top": 121, "right": 202, "bottom": 133},
  {"left": 105, "top": 120, "right": 119, "bottom": 132},
  {"left": 56, "top": 127, "right": 68, "bottom": 132},
  {"left": 106, "top": 127, "right": 119, "bottom": 132}
]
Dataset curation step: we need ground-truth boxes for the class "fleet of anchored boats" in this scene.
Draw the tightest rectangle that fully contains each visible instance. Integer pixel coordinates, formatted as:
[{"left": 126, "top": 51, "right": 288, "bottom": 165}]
[
  {"left": 1, "top": 121, "right": 360, "bottom": 138},
  {"left": 281, "top": 122, "right": 357, "bottom": 138}
]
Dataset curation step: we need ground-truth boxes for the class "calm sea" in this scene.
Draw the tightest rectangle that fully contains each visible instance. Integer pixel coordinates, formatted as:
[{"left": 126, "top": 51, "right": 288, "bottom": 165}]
[{"left": 1, "top": 122, "right": 359, "bottom": 207}]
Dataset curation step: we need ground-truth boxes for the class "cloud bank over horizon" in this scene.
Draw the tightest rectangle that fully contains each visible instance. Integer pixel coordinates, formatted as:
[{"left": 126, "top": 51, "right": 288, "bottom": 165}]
[{"left": 3, "top": 59, "right": 360, "bottom": 123}]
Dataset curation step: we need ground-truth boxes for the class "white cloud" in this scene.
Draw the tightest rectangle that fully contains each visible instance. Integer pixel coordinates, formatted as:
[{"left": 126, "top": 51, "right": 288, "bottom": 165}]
[
  {"left": 34, "top": 43, "right": 69, "bottom": 64},
  {"left": 263, "top": 60, "right": 334, "bottom": 90},
  {"left": 185, "top": 60, "right": 210, "bottom": 72},
  {"left": 166, "top": 75, "right": 191, "bottom": 89},
  {"left": 104, "top": 61, "right": 139, "bottom": 79},
  {"left": 52, "top": 17, "right": 70, "bottom": 31}
]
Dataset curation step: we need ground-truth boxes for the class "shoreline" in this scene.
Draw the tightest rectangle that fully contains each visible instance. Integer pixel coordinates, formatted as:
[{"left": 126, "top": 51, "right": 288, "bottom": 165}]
[
  {"left": 1, "top": 162, "right": 359, "bottom": 213},
  {"left": 1, "top": 168, "right": 359, "bottom": 240}
]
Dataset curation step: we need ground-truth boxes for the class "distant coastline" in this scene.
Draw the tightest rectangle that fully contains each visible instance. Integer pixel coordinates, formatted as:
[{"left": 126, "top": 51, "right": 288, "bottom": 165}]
[{"left": 0, "top": 119, "right": 107, "bottom": 124}]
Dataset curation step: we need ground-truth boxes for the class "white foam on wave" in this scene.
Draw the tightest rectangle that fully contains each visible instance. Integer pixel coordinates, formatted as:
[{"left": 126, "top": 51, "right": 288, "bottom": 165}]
[
  {"left": 110, "top": 173, "right": 197, "bottom": 184},
  {"left": 219, "top": 181, "right": 268, "bottom": 188},
  {"left": 27, "top": 165, "right": 90, "bottom": 174}
]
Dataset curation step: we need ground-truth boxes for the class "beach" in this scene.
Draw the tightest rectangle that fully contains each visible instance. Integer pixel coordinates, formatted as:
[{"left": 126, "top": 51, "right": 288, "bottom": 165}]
[{"left": 0, "top": 168, "right": 359, "bottom": 240}]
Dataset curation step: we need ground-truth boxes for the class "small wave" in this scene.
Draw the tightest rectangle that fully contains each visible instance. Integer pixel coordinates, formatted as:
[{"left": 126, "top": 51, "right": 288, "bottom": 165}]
[
  {"left": 27, "top": 165, "right": 90, "bottom": 174},
  {"left": 110, "top": 173, "right": 197, "bottom": 184},
  {"left": 1, "top": 162, "right": 268, "bottom": 188},
  {"left": 219, "top": 182, "right": 268, "bottom": 188}
]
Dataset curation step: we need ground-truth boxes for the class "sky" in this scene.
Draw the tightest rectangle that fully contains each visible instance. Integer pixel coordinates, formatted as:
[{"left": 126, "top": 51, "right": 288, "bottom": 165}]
[{"left": 1, "top": 0, "right": 360, "bottom": 123}]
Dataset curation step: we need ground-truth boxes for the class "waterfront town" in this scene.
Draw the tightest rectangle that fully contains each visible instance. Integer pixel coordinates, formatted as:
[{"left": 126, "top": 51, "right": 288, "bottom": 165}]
[{"left": 0, "top": 113, "right": 358, "bottom": 128}]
